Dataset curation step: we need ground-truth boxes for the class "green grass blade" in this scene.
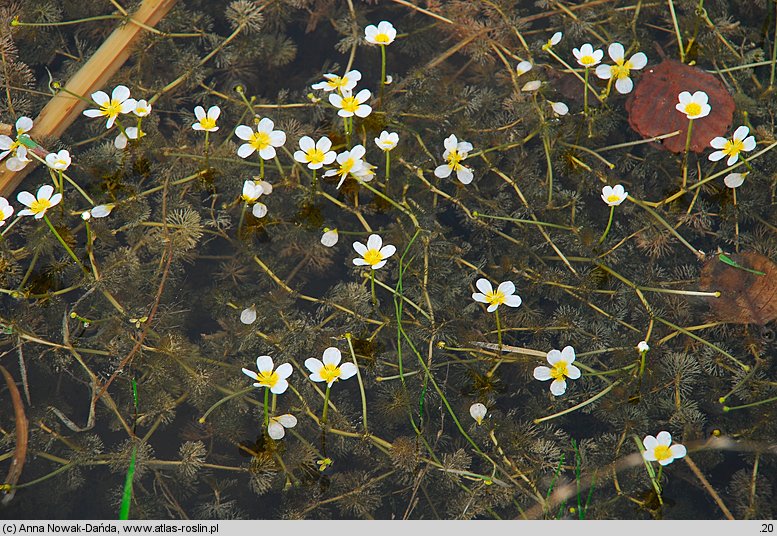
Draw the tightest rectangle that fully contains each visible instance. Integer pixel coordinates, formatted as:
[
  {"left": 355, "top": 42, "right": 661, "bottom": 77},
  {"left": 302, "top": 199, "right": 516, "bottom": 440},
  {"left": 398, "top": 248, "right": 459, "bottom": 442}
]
[{"left": 119, "top": 446, "right": 137, "bottom": 520}]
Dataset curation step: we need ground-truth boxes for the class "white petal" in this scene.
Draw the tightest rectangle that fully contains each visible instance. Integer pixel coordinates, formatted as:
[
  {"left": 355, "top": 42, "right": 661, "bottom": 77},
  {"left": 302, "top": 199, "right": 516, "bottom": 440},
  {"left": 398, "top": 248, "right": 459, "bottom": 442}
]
[
  {"left": 268, "top": 421, "right": 286, "bottom": 439},
  {"left": 472, "top": 292, "right": 488, "bottom": 304},
  {"left": 83, "top": 108, "right": 104, "bottom": 118},
  {"left": 237, "top": 144, "right": 255, "bottom": 159},
  {"left": 475, "top": 278, "right": 493, "bottom": 295},
  {"left": 742, "top": 136, "right": 756, "bottom": 152},
  {"left": 252, "top": 203, "right": 267, "bottom": 218},
  {"left": 546, "top": 349, "right": 562, "bottom": 365},
  {"left": 456, "top": 166, "right": 473, "bottom": 184},
  {"left": 486, "top": 303, "right": 499, "bottom": 313},
  {"left": 276, "top": 363, "right": 293, "bottom": 379},
  {"left": 353, "top": 258, "right": 370, "bottom": 266},
  {"left": 670, "top": 444, "right": 687, "bottom": 459},
  {"left": 316, "top": 137, "right": 332, "bottom": 152},
  {"left": 443, "top": 135, "right": 458, "bottom": 152},
  {"left": 533, "top": 366, "right": 552, "bottom": 381},
  {"left": 615, "top": 77, "right": 633, "bottom": 94},
  {"left": 242, "top": 368, "right": 259, "bottom": 381},
  {"left": 257, "top": 117, "right": 274, "bottom": 133},
  {"left": 112, "top": 85, "right": 130, "bottom": 102},
  {"left": 550, "top": 379, "right": 567, "bottom": 396},
  {"left": 496, "top": 281, "right": 515, "bottom": 296},
  {"left": 379, "top": 245, "right": 396, "bottom": 259},
  {"left": 207, "top": 106, "right": 221, "bottom": 120},
  {"left": 269, "top": 131, "right": 286, "bottom": 147},
  {"left": 733, "top": 125, "right": 749, "bottom": 141},
  {"left": 354, "top": 104, "right": 372, "bottom": 118},
  {"left": 235, "top": 125, "right": 254, "bottom": 141},
  {"left": 561, "top": 346, "right": 576, "bottom": 363},
  {"left": 469, "top": 403, "right": 487, "bottom": 422},
  {"left": 277, "top": 414, "right": 297, "bottom": 428},
  {"left": 90, "top": 91, "right": 110, "bottom": 106},
  {"left": 240, "top": 307, "right": 257, "bottom": 324},
  {"left": 504, "top": 294, "right": 522, "bottom": 308},
  {"left": 15, "top": 117, "right": 33, "bottom": 133},
  {"left": 643, "top": 435, "right": 658, "bottom": 451},
  {"left": 37, "top": 184, "right": 54, "bottom": 201},
  {"left": 304, "top": 358, "right": 323, "bottom": 374},
  {"left": 434, "top": 164, "right": 452, "bottom": 178},
  {"left": 366, "top": 234, "right": 383, "bottom": 251},
  {"left": 270, "top": 379, "right": 288, "bottom": 394},
  {"left": 339, "top": 362, "right": 357, "bottom": 380},
  {"left": 255, "top": 355, "right": 274, "bottom": 373},
  {"left": 656, "top": 431, "right": 672, "bottom": 446},
  {"left": 49, "top": 193, "right": 62, "bottom": 207},
  {"left": 321, "top": 229, "right": 339, "bottom": 247},
  {"left": 299, "top": 136, "right": 315, "bottom": 151},
  {"left": 194, "top": 106, "right": 206, "bottom": 120},
  {"left": 566, "top": 364, "right": 581, "bottom": 379},
  {"left": 724, "top": 173, "right": 746, "bottom": 188},
  {"left": 629, "top": 52, "right": 647, "bottom": 69},
  {"left": 708, "top": 150, "right": 726, "bottom": 162},
  {"left": 258, "top": 146, "right": 277, "bottom": 160},
  {"left": 608, "top": 42, "right": 625, "bottom": 62},
  {"left": 353, "top": 241, "right": 368, "bottom": 256},
  {"left": 322, "top": 347, "right": 342, "bottom": 366}
]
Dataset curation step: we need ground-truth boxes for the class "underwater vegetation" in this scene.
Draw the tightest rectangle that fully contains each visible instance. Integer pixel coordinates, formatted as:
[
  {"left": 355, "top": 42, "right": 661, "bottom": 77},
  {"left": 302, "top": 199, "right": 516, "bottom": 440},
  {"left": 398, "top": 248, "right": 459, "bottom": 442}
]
[{"left": 1, "top": 0, "right": 777, "bottom": 521}]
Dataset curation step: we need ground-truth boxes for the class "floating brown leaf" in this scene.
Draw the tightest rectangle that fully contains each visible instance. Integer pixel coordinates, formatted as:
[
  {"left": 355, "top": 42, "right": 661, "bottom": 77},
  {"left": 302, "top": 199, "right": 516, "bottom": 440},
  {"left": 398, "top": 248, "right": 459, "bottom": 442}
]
[
  {"left": 626, "top": 60, "right": 735, "bottom": 153},
  {"left": 699, "top": 251, "right": 777, "bottom": 325}
]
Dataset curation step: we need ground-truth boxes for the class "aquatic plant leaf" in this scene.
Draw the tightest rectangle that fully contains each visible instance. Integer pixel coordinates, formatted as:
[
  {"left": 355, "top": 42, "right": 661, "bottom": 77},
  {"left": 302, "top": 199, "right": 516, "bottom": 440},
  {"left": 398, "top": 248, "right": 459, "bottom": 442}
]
[
  {"left": 626, "top": 60, "right": 735, "bottom": 153},
  {"left": 699, "top": 251, "right": 777, "bottom": 325}
]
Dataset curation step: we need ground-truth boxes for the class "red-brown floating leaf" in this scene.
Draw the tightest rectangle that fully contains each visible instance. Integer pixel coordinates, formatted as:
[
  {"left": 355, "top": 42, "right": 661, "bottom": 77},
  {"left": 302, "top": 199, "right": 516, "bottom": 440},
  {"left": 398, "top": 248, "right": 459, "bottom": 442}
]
[
  {"left": 626, "top": 60, "right": 735, "bottom": 153},
  {"left": 699, "top": 251, "right": 777, "bottom": 325}
]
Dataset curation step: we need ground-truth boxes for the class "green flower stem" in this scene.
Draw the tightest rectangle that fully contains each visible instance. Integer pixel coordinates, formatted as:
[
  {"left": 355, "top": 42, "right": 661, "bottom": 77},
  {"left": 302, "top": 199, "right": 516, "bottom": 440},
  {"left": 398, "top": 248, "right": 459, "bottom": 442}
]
[
  {"left": 204, "top": 131, "right": 210, "bottom": 169},
  {"left": 344, "top": 117, "right": 351, "bottom": 148},
  {"left": 370, "top": 269, "right": 377, "bottom": 305},
  {"left": 274, "top": 156, "right": 285, "bottom": 177},
  {"left": 722, "top": 393, "right": 777, "bottom": 412},
  {"left": 321, "top": 384, "right": 332, "bottom": 425},
  {"left": 263, "top": 387, "right": 270, "bottom": 429},
  {"left": 472, "top": 211, "right": 577, "bottom": 231},
  {"left": 259, "top": 157, "right": 264, "bottom": 180},
  {"left": 384, "top": 151, "right": 391, "bottom": 193},
  {"left": 380, "top": 44, "right": 387, "bottom": 101},
  {"left": 345, "top": 334, "right": 368, "bottom": 434},
  {"left": 534, "top": 380, "right": 622, "bottom": 424},
  {"left": 487, "top": 308, "right": 505, "bottom": 377},
  {"left": 43, "top": 214, "right": 88, "bottom": 274},
  {"left": 682, "top": 118, "right": 694, "bottom": 188},
  {"left": 271, "top": 393, "right": 277, "bottom": 413},
  {"left": 583, "top": 68, "right": 590, "bottom": 117},
  {"left": 311, "top": 169, "right": 318, "bottom": 197},
  {"left": 598, "top": 206, "right": 615, "bottom": 245}
]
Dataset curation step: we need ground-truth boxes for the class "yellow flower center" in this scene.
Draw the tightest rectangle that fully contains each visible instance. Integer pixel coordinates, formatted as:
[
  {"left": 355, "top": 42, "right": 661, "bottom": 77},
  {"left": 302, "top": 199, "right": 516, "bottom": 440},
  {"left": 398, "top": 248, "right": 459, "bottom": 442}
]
[
  {"left": 306, "top": 148, "right": 326, "bottom": 165},
  {"left": 374, "top": 33, "right": 391, "bottom": 44},
  {"left": 363, "top": 248, "right": 383, "bottom": 267},
  {"left": 447, "top": 150, "right": 464, "bottom": 170},
  {"left": 319, "top": 363, "right": 341, "bottom": 383},
  {"left": 606, "top": 194, "right": 621, "bottom": 203},
  {"left": 255, "top": 370, "right": 279, "bottom": 389},
  {"left": 29, "top": 198, "right": 51, "bottom": 215},
  {"left": 723, "top": 139, "right": 745, "bottom": 157},
  {"left": 340, "top": 157, "right": 355, "bottom": 174},
  {"left": 326, "top": 76, "right": 346, "bottom": 90},
  {"left": 103, "top": 99, "right": 123, "bottom": 118},
  {"left": 550, "top": 361, "right": 569, "bottom": 381},
  {"left": 485, "top": 290, "right": 505, "bottom": 307},
  {"left": 684, "top": 102, "right": 701, "bottom": 117},
  {"left": 580, "top": 55, "right": 597, "bottom": 66},
  {"left": 200, "top": 117, "right": 217, "bottom": 130},
  {"left": 653, "top": 445, "right": 672, "bottom": 462},
  {"left": 250, "top": 131, "right": 271, "bottom": 150},
  {"left": 340, "top": 96, "right": 360, "bottom": 113},
  {"left": 611, "top": 60, "right": 632, "bottom": 80}
]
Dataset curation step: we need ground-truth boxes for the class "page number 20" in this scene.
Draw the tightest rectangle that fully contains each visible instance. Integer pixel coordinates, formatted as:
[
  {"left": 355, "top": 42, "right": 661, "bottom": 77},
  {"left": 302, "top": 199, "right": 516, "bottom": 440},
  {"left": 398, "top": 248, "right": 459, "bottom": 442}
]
[{"left": 762, "top": 524, "right": 774, "bottom": 533}]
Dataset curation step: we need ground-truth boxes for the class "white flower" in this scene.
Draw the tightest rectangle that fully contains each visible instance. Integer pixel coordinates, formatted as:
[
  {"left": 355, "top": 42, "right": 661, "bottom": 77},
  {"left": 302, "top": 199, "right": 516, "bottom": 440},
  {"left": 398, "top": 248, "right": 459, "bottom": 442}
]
[
  {"left": 0, "top": 116, "right": 34, "bottom": 171},
  {"left": 709, "top": 126, "right": 756, "bottom": 166},
  {"left": 294, "top": 136, "right": 337, "bottom": 170},
  {"left": 353, "top": 160, "right": 376, "bottom": 182},
  {"left": 375, "top": 131, "right": 399, "bottom": 151},
  {"left": 533, "top": 346, "right": 581, "bottom": 396},
  {"left": 132, "top": 99, "right": 151, "bottom": 117},
  {"left": 601, "top": 184, "right": 628, "bottom": 206},
  {"left": 311, "top": 70, "right": 362, "bottom": 92},
  {"left": 724, "top": 172, "right": 747, "bottom": 189},
  {"left": 642, "top": 431, "right": 687, "bottom": 466},
  {"left": 82, "top": 85, "right": 137, "bottom": 129},
  {"left": 471, "top": 278, "right": 522, "bottom": 313},
  {"left": 573, "top": 43, "right": 604, "bottom": 67},
  {"left": 324, "top": 145, "right": 365, "bottom": 189},
  {"left": 114, "top": 127, "right": 143, "bottom": 149},
  {"left": 235, "top": 118, "right": 286, "bottom": 160},
  {"left": 353, "top": 234, "right": 396, "bottom": 270},
  {"left": 434, "top": 134, "right": 474, "bottom": 185},
  {"left": 521, "top": 80, "right": 543, "bottom": 92},
  {"left": 676, "top": 91, "right": 711, "bottom": 120},
  {"left": 304, "top": 347, "right": 358, "bottom": 387},
  {"left": 192, "top": 105, "right": 220, "bottom": 132},
  {"left": 321, "top": 228, "right": 339, "bottom": 247},
  {"left": 0, "top": 197, "right": 14, "bottom": 226},
  {"left": 365, "top": 20, "right": 397, "bottom": 45},
  {"left": 550, "top": 101, "right": 569, "bottom": 116},
  {"left": 45, "top": 150, "right": 71, "bottom": 171},
  {"left": 329, "top": 88, "right": 372, "bottom": 118},
  {"left": 543, "top": 31, "right": 562, "bottom": 50},
  {"left": 242, "top": 355, "right": 293, "bottom": 395},
  {"left": 240, "top": 305, "right": 257, "bottom": 325},
  {"left": 516, "top": 61, "right": 532, "bottom": 76},
  {"left": 385, "top": 75, "right": 393, "bottom": 85},
  {"left": 268, "top": 414, "right": 297, "bottom": 440},
  {"left": 594, "top": 43, "right": 647, "bottom": 94},
  {"left": 241, "top": 180, "right": 264, "bottom": 203},
  {"left": 469, "top": 403, "right": 487, "bottom": 425},
  {"left": 16, "top": 185, "right": 62, "bottom": 219},
  {"left": 637, "top": 341, "right": 650, "bottom": 353}
]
